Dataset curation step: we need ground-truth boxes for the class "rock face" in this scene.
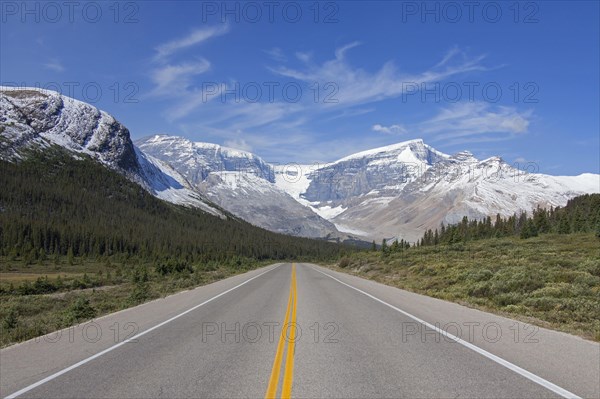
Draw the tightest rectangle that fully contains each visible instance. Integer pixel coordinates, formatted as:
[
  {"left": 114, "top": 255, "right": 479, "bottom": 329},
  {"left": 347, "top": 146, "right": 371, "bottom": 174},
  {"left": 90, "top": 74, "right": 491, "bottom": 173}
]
[
  {"left": 0, "top": 87, "right": 223, "bottom": 217},
  {"left": 295, "top": 142, "right": 599, "bottom": 242},
  {"left": 301, "top": 139, "right": 447, "bottom": 203},
  {"left": 0, "top": 88, "right": 138, "bottom": 171},
  {"left": 136, "top": 135, "right": 342, "bottom": 238}
]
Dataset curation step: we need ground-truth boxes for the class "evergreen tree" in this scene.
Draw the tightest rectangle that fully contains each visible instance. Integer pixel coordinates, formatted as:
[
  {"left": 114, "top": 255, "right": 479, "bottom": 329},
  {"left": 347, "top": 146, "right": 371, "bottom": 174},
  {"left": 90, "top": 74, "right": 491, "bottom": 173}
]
[
  {"left": 558, "top": 214, "right": 571, "bottom": 234},
  {"left": 67, "top": 247, "right": 75, "bottom": 266},
  {"left": 381, "top": 239, "right": 388, "bottom": 255},
  {"left": 520, "top": 219, "right": 538, "bottom": 239}
]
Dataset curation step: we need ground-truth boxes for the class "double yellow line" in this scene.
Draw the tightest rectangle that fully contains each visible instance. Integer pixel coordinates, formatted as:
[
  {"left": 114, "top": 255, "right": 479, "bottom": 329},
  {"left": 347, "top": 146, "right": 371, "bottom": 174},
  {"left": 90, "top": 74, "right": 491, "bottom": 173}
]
[{"left": 265, "top": 264, "right": 298, "bottom": 399}]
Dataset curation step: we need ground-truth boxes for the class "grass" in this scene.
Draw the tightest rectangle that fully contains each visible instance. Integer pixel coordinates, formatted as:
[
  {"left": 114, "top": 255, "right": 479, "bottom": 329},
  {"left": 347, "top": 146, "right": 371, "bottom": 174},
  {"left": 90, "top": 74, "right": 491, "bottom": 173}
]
[
  {"left": 0, "top": 255, "right": 271, "bottom": 347},
  {"left": 333, "top": 233, "right": 600, "bottom": 341}
]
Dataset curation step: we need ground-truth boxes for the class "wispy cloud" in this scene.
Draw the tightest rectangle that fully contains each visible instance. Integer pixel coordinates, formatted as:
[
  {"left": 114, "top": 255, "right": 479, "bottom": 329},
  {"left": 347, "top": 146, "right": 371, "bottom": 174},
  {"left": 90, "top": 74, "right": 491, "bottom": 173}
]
[
  {"left": 43, "top": 59, "right": 65, "bottom": 72},
  {"left": 154, "top": 42, "right": 520, "bottom": 162},
  {"left": 422, "top": 102, "right": 532, "bottom": 139},
  {"left": 270, "top": 43, "right": 488, "bottom": 108},
  {"left": 191, "top": 45, "right": 490, "bottom": 135},
  {"left": 150, "top": 59, "right": 211, "bottom": 96},
  {"left": 372, "top": 124, "right": 408, "bottom": 135},
  {"left": 264, "top": 47, "right": 286, "bottom": 62},
  {"left": 154, "top": 25, "right": 229, "bottom": 61},
  {"left": 149, "top": 25, "right": 229, "bottom": 117},
  {"left": 372, "top": 102, "right": 533, "bottom": 145},
  {"left": 224, "top": 137, "right": 253, "bottom": 152}
]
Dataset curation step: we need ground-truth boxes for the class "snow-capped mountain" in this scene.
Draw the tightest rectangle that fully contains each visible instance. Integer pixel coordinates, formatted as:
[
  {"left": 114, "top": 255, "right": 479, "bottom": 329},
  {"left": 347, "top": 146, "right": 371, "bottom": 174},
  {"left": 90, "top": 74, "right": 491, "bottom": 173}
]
[
  {"left": 137, "top": 134, "right": 599, "bottom": 243},
  {"left": 0, "top": 87, "right": 223, "bottom": 217},
  {"left": 2, "top": 87, "right": 597, "bottom": 242},
  {"left": 136, "top": 135, "right": 342, "bottom": 238},
  {"left": 309, "top": 142, "right": 600, "bottom": 242}
]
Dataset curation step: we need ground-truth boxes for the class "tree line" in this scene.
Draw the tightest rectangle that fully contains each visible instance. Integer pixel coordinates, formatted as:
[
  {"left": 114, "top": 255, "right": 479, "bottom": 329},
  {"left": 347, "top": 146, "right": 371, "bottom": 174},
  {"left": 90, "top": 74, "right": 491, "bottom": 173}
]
[
  {"left": 0, "top": 149, "right": 349, "bottom": 264},
  {"left": 375, "top": 193, "right": 600, "bottom": 252}
]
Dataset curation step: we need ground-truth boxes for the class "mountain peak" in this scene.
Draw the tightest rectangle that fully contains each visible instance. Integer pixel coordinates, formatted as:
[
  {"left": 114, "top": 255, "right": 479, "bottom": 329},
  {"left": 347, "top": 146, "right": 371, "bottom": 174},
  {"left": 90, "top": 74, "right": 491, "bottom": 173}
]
[
  {"left": 1, "top": 86, "right": 138, "bottom": 172},
  {"left": 334, "top": 138, "right": 448, "bottom": 164},
  {"left": 138, "top": 134, "right": 259, "bottom": 160},
  {"left": 451, "top": 150, "right": 477, "bottom": 162}
]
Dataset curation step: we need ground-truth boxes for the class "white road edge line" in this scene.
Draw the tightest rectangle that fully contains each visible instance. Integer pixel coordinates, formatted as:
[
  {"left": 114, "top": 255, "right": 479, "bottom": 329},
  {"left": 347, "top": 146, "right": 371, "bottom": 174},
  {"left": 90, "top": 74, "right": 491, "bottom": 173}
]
[
  {"left": 309, "top": 265, "right": 581, "bottom": 399},
  {"left": 4, "top": 263, "right": 283, "bottom": 399}
]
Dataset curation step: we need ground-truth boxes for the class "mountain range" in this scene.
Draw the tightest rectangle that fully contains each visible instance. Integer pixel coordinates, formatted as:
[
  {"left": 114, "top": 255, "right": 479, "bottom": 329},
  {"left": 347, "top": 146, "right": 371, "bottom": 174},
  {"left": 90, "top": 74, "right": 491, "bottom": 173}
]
[{"left": 2, "top": 87, "right": 598, "bottom": 243}]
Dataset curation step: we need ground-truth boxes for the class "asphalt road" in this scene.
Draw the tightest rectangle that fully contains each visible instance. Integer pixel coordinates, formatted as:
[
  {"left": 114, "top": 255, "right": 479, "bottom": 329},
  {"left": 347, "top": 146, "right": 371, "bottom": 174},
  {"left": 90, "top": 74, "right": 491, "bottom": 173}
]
[{"left": 2, "top": 263, "right": 598, "bottom": 398}]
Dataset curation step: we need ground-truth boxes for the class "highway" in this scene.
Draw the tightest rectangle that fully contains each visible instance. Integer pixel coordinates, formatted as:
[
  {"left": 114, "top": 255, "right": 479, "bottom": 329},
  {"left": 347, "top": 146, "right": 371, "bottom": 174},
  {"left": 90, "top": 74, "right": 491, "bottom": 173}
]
[{"left": 1, "top": 263, "right": 598, "bottom": 398}]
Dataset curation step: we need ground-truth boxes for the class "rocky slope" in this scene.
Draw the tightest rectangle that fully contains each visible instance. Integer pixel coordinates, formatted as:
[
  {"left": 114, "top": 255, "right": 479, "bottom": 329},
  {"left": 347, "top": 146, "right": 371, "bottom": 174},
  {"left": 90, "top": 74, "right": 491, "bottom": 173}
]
[
  {"left": 138, "top": 134, "right": 599, "bottom": 243},
  {"left": 317, "top": 143, "right": 599, "bottom": 241},
  {"left": 0, "top": 87, "right": 223, "bottom": 217},
  {"left": 136, "top": 135, "right": 342, "bottom": 238}
]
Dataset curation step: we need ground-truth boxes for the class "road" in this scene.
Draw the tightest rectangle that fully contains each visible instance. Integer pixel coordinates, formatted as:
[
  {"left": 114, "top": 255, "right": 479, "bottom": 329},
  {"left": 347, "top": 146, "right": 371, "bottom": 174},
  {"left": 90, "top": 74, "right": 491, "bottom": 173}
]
[{"left": 1, "top": 263, "right": 598, "bottom": 398}]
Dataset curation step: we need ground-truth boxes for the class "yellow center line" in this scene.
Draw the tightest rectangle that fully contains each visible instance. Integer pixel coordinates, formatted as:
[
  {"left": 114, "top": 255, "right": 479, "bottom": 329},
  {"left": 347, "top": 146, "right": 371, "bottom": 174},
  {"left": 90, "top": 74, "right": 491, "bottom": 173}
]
[
  {"left": 265, "top": 263, "right": 298, "bottom": 399},
  {"left": 281, "top": 264, "right": 297, "bottom": 399}
]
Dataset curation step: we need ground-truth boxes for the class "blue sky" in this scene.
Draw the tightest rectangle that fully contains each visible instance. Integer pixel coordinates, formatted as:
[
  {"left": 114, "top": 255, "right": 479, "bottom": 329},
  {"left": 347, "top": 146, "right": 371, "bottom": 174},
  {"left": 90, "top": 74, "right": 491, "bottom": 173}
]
[{"left": 1, "top": 1, "right": 598, "bottom": 174}]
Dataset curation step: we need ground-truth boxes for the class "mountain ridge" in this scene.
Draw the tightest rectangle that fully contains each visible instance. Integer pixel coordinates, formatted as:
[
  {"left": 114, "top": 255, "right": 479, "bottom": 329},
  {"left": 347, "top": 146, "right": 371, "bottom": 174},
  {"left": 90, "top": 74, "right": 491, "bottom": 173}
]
[
  {"left": 2, "top": 87, "right": 598, "bottom": 242},
  {"left": 0, "top": 87, "right": 224, "bottom": 217}
]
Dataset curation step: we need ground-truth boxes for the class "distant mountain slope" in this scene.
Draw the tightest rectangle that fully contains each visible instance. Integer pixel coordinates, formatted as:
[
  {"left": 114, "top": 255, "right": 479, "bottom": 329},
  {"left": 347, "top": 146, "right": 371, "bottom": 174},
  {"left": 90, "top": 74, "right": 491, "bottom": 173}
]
[
  {"left": 140, "top": 134, "right": 599, "bottom": 243},
  {"left": 0, "top": 87, "right": 222, "bottom": 217},
  {"left": 324, "top": 145, "right": 600, "bottom": 242},
  {"left": 137, "top": 135, "right": 344, "bottom": 238}
]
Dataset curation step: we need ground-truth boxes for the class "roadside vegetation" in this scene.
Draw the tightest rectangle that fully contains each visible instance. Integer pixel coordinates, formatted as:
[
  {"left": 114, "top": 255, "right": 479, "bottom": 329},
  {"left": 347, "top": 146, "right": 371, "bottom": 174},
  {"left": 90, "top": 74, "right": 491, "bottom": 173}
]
[
  {"left": 337, "top": 195, "right": 600, "bottom": 341},
  {"left": 0, "top": 149, "right": 354, "bottom": 347},
  {"left": 0, "top": 255, "right": 271, "bottom": 347}
]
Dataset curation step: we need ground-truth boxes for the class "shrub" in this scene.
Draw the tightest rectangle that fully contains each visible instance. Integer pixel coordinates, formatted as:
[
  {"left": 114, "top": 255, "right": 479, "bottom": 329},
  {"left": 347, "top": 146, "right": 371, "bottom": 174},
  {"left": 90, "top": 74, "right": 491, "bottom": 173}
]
[
  {"left": 64, "top": 297, "right": 96, "bottom": 324},
  {"left": 2, "top": 307, "right": 19, "bottom": 329},
  {"left": 467, "top": 269, "right": 494, "bottom": 282},
  {"left": 128, "top": 281, "right": 148, "bottom": 304}
]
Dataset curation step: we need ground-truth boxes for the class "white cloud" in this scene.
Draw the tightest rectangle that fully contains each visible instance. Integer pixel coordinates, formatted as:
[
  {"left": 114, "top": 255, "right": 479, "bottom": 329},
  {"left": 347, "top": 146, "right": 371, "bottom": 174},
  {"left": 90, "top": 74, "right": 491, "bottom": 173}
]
[
  {"left": 264, "top": 47, "right": 286, "bottom": 62},
  {"left": 295, "top": 52, "right": 312, "bottom": 63},
  {"left": 150, "top": 59, "right": 211, "bottom": 96},
  {"left": 372, "top": 124, "right": 408, "bottom": 135},
  {"left": 224, "top": 138, "right": 253, "bottom": 152},
  {"left": 154, "top": 25, "right": 229, "bottom": 61},
  {"left": 369, "top": 102, "right": 532, "bottom": 146},
  {"left": 270, "top": 43, "right": 488, "bottom": 109},
  {"left": 334, "top": 41, "right": 361, "bottom": 60},
  {"left": 149, "top": 25, "right": 230, "bottom": 117},
  {"left": 163, "top": 83, "right": 235, "bottom": 121},
  {"left": 43, "top": 59, "right": 65, "bottom": 72},
  {"left": 421, "top": 102, "right": 532, "bottom": 140}
]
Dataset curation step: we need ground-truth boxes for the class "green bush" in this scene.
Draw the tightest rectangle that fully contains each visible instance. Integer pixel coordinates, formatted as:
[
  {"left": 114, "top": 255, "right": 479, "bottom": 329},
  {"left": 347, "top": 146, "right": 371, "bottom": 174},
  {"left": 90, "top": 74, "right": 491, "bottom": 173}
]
[
  {"left": 64, "top": 297, "right": 96, "bottom": 324},
  {"left": 2, "top": 307, "right": 19, "bottom": 329}
]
